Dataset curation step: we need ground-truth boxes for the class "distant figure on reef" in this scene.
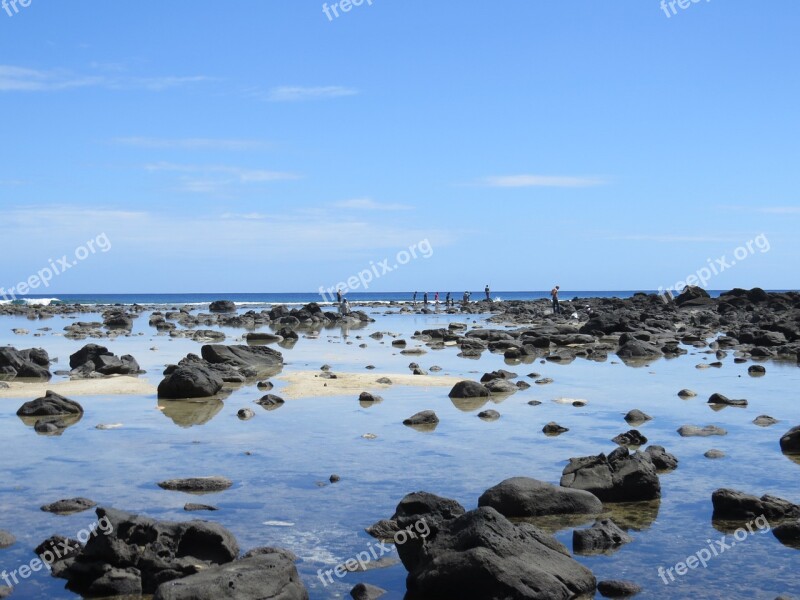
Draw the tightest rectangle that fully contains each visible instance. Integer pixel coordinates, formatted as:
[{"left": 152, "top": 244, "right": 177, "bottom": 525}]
[
  {"left": 336, "top": 288, "right": 343, "bottom": 303},
  {"left": 551, "top": 285, "right": 561, "bottom": 315},
  {"left": 412, "top": 291, "right": 417, "bottom": 306},
  {"left": 423, "top": 292, "right": 428, "bottom": 305},
  {"left": 485, "top": 285, "right": 491, "bottom": 301},
  {"left": 463, "top": 291, "right": 471, "bottom": 304},
  {"left": 446, "top": 292, "right": 451, "bottom": 307},
  {"left": 434, "top": 292, "right": 439, "bottom": 307}
]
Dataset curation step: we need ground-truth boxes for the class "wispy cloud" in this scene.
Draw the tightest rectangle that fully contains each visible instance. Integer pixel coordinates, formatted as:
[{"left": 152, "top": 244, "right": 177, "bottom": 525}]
[
  {"left": 606, "top": 234, "right": 736, "bottom": 243},
  {"left": 0, "top": 65, "right": 211, "bottom": 93},
  {"left": 478, "top": 175, "right": 608, "bottom": 188},
  {"left": 144, "top": 162, "right": 300, "bottom": 194},
  {"left": 333, "top": 198, "right": 412, "bottom": 211},
  {"left": 115, "top": 137, "right": 269, "bottom": 151},
  {"left": 263, "top": 85, "right": 358, "bottom": 102}
]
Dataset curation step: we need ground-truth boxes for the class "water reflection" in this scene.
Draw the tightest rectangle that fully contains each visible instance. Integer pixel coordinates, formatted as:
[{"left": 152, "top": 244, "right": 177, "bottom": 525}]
[
  {"left": 601, "top": 499, "right": 661, "bottom": 531},
  {"left": 18, "top": 413, "right": 82, "bottom": 436},
  {"left": 158, "top": 397, "right": 224, "bottom": 427}
]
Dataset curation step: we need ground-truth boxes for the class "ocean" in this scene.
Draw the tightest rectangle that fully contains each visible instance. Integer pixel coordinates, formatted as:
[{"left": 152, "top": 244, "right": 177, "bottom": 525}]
[{"left": 0, "top": 290, "right": 748, "bottom": 307}]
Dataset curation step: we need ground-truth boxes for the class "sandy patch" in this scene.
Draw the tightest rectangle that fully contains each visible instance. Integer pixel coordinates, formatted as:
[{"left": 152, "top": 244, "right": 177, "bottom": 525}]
[
  {"left": 0, "top": 376, "right": 156, "bottom": 399},
  {"left": 275, "top": 370, "right": 461, "bottom": 399}
]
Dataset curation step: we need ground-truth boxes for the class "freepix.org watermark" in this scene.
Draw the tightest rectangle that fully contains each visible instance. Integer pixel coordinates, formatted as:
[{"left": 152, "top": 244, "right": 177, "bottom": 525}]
[
  {"left": 657, "top": 515, "right": 770, "bottom": 585},
  {"left": 317, "top": 518, "right": 430, "bottom": 587},
  {"left": 658, "top": 233, "right": 770, "bottom": 303},
  {"left": 1, "top": 516, "right": 114, "bottom": 587},
  {"left": 660, "top": 0, "right": 711, "bottom": 19},
  {"left": 0, "top": 233, "right": 111, "bottom": 303},
  {"left": 2, "top": 0, "right": 32, "bottom": 18},
  {"left": 318, "top": 239, "right": 433, "bottom": 303},
  {"left": 322, "top": 0, "right": 374, "bottom": 22}
]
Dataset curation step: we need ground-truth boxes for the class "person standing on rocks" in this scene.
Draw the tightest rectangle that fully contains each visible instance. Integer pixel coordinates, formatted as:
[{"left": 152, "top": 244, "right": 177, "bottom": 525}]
[
  {"left": 336, "top": 288, "right": 343, "bottom": 303},
  {"left": 434, "top": 292, "right": 439, "bottom": 308},
  {"left": 485, "top": 285, "right": 491, "bottom": 301},
  {"left": 446, "top": 292, "right": 451, "bottom": 307},
  {"left": 423, "top": 292, "right": 428, "bottom": 305},
  {"left": 551, "top": 285, "right": 561, "bottom": 315},
  {"left": 412, "top": 291, "right": 417, "bottom": 305}
]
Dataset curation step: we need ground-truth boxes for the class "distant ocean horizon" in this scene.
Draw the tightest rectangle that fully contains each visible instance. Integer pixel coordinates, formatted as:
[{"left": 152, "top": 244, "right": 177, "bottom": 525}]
[{"left": 2, "top": 289, "right": 789, "bottom": 307}]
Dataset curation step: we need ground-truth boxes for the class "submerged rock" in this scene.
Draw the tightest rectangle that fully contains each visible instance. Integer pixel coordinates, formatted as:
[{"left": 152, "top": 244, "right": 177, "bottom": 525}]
[
  {"left": 157, "top": 477, "right": 233, "bottom": 494},
  {"left": 41, "top": 497, "right": 97, "bottom": 515},
  {"left": 573, "top": 519, "right": 633, "bottom": 555},
  {"left": 17, "top": 391, "right": 83, "bottom": 418},
  {"left": 712, "top": 489, "right": 800, "bottom": 521},
  {"left": 448, "top": 380, "right": 490, "bottom": 398},
  {"left": 781, "top": 426, "right": 800, "bottom": 454},
  {"left": 597, "top": 580, "right": 643, "bottom": 598},
  {"left": 678, "top": 425, "right": 727, "bottom": 437}
]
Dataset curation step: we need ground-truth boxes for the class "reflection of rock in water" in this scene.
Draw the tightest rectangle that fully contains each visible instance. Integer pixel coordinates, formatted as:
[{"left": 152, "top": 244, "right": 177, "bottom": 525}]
[
  {"left": 600, "top": 499, "right": 661, "bottom": 531},
  {"left": 511, "top": 513, "right": 597, "bottom": 535},
  {"left": 19, "top": 413, "right": 82, "bottom": 436},
  {"left": 159, "top": 398, "right": 224, "bottom": 427},
  {"left": 784, "top": 452, "right": 800, "bottom": 467},
  {"left": 449, "top": 396, "right": 490, "bottom": 412}
]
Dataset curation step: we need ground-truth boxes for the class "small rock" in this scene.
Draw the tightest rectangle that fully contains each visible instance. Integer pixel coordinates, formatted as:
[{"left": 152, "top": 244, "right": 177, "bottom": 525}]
[
  {"left": 403, "top": 410, "right": 439, "bottom": 427},
  {"left": 376, "top": 377, "right": 392, "bottom": 384},
  {"left": 678, "top": 425, "right": 727, "bottom": 437},
  {"left": 184, "top": 503, "right": 218, "bottom": 511},
  {"left": 748, "top": 365, "right": 766, "bottom": 376},
  {"left": 527, "top": 400, "right": 543, "bottom": 406},
  {"left": 237, "top": 408, "right": 255, "bottom": 420},
  {"left": 0, "top": 530, "right": 15, "bottom": 549},
  {"left": 612, "top": 430, "right": 647, "bottom": 447},
  {"left": 573, "top": 519, "right": 633, "bottom": 555},
  {"left": 256, "top": 394, "right": 285, "bottom": 410},
  {"left": 478, "top": 410, "right": 500, "bottom": 421},
  {"left": 359, "top": 392, "right": 382, "bottom": 404},
  {"left": 157, "top": 477, "right": 233, "bottom": 493},
  {"left": 704, "top": 449, "right": 726, "bottom": 459},
  {"left": 535, "top": 377, "right": 554, "bottom": 385},
  {"left": 678, "top": 389, "right": 697, "bottom": 398},
  {"left": 624, "top": 410, "right": 652, "bottom": 425},
  {"left": 708, "top": 393, "right": 748, "bottom": 407},
  {"left": 40, "top": 497, "right": 97, "bottom": 515},
  {"left": 597, "top": 579, "right": 642, "bottom": 597},
  {"left": 753, "top": 415, "right": 779, "bottom": 427},
  {"left": 543, "top": 422, "right": 569, "bottom": 436},
  {"left": 351, "top": 582, "right": 387, "bottom": 600}
]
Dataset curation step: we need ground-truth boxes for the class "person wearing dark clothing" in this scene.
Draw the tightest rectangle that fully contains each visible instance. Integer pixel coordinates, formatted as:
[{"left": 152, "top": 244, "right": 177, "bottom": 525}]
[
  {"left": 551, "top": 285, "right": 561, "bottom": 315},
  {"left": 423, "top": 292, "right": 428, "bottom": 305},
  {"left": 485, "top": 285, "right": 491, "bottom": 301}
]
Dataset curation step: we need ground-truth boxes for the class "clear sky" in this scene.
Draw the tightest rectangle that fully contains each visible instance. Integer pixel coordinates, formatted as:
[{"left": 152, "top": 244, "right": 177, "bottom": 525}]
[{"left": 1, "top": 0, "right": 798, "bottom": 294}]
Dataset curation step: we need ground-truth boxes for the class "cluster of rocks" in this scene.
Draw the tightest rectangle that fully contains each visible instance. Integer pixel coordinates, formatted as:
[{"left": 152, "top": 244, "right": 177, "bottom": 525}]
[
  {"left": 445, "top": 287, "right": 800, "bottom": 366},
  {"left": 157, "top": 344, "right": 283, "bottom": 399},
  {"left": 712, "top": 488, "right": 800, "bottom": 549},
  {"left": 61, "top": 343, "right": 143, "bottom": 379},
  {"left": 42, "top": 507, "right": 308, "bottom": 599},
  {"left": 0, "top": 346, "right": 51, "bottom": 380}
]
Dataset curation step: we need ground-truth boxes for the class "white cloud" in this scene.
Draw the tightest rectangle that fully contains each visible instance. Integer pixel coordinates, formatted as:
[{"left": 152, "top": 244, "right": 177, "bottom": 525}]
[
  {"left": 333, "top": 198, "right": 412, "bottom": 211},
  {"left": 478, "top": 175, "right": 608, "bottom": 188},
  {"left": 144, "top": 162, "right": 300, "bottom": 193},
  {"left": 115, "top": 137, "right": 269, "bottom": 151},
  {"left": 0, "top": 65, "right": 211, "bottom": 92},
  {"left": 264, "top": 85, "right": 358, "bottom": 102}
]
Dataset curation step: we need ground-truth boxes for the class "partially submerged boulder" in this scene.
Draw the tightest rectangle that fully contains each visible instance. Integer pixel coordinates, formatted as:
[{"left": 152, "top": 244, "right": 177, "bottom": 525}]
[
  {"left": 560, "top": 447, "right": 661, "bottom": 502},
  {"left": 711, "top": 489, "right": 800, "bottom": 521},
  {"left": 477, "top": 477, "right": 602, "bottom": 518}
]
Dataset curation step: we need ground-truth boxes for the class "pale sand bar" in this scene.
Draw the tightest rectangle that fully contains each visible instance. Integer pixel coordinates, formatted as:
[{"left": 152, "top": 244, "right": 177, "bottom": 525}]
[
  {"left": 276, "top": 371, "right": 461, "bottom": 399},
  {"left": 0, "top": 376, "right": 157, "bottom": 399}
]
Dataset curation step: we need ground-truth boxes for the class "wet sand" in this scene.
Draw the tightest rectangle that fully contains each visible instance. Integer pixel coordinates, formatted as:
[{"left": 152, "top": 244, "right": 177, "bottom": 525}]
[
  {"left": 275, "top": 370, "right": 462, "bottom": 399},
  {"left": 0, "top": 376, "right": 157, "bottom": 399}
]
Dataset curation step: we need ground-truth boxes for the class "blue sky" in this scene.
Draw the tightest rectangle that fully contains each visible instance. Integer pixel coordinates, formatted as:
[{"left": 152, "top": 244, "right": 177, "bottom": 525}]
[{"left": 1, "top": 0, "right": 798, "bottom": 293}]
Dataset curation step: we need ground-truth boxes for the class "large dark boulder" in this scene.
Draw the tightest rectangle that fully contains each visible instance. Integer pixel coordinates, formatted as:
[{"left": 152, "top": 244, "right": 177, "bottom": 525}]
[
  {"left": 49, "top": 507, "right": 241, "bottom": 595},
  {"left": 153, "top": 552, "right": 308, "bottom": 599},
  {"left": 711, "top": 489, "right": 800, "bottom": 521},
  {"left": 396, "top": 504, "right": 596, "bottom": 600},
  {"left": 448, "top": 380, "right": 490, "bottom": 398},
  {"left": 675, "top": 285, "right": 710, "bottom": 306},
  {"left": 69, "top": 343, "right": 142, "bottom": 377},
  {"left": 780, "top": 426, "right": 800, "bottom": 454},
  {"left": 478, "top": 477, "right": 602, "bottom": 518},
  {"left": 560, "top": 447, "right": 661, "bottom": 502},
  {"left": 616, "top": 339, "right": 662, "bottom": 362},
  {"left": 0, "top": 346, "right": 51, "bottom": 379},
  {"left": 200, "top": 345, "right": 283, "bottom": 372},
  {"left": 158, "top": 364, "right": 224, "bottom": 399},
  {"left": 17, "top": 391, "right": 83, "bottom": 417},
  {"left": 209, "top": 300, "right": 236, "bottom": 313}
]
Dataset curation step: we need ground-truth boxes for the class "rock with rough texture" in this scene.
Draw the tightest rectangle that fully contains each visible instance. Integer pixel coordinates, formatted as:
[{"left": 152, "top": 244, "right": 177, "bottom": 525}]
[
  {"left": 448, "top": 380, "right": 491, "bottom": 398},
  {"left": 158, "top": 363, "right": 224, "bottom": 399},
  {"left": 560, "top": 447, "right": 661, "bottom": 502},
  {"left": 644, "top": 446, "right": 678, "bottom": 471},
  {"left": 41, "top": 497, "right": 97, "bottom": 515},
  {"left": 616, "top": 339, "right": 662, "bottom": 361},
  {"left": 49, "top": 507, "right": 241, "bottom": 596},
  {"left": 781, "top": 426, "right": 800, "bottom": 454},
  {"left": 403, "top": 410, "right": 439, "bottom": 428},
  {"left": 597, "top": 580, "right": 643, "bottom": 598},
  {"left": 17, "top": 391, "right": 83, "bottom": 418},
  {"left": 350, "top": 583, "right": 387, "bottom": 600},
  {"left": 543, "top": 422, "right": 569, "bottom": 435},
  {"left": 0, "top": 346, "right": 51, "bottom": 379},
  {"left": 573, "top": 519, "right": 633, "bottom": 555},
  {"left": 256, "top": 394, "right": 285, "bottom": 410},
  {"left": 678, "top": 389, "right": 697, "bottom": 399},
  {"left": 0, "top": 530, "right": 15, "bottom": 549},
  {"left": 358, "top": 391, "right": 382, "bottom": 404},
  {"left": 712, "top": 489, "right": 800, "bottom": 521},
  {"left": 705, "top": 449, "right": 726, "bottom": 459},
  {"left": 478, "top": 409, "right": 500, "bottom": 421},
  {"left": 773, "top": 520, "right": 800, "bottom": 549},
  {"left": 69, "top": 344, "right": 142, "bottom": 377},
  {"left": 153, "top": 553, "right": 308, "bottom": 600},
  {"left": 201, "top": 344, "right": 283, "bottom": 372},
  {"left": 393, "top": 495, "right": 596, "bottom": 600},
  {"left": 209, "top": 300, "right": 236, "bottom": 313},
  {"left": 612, "top": 430, "right": 648, "bottom": 447},
  {"left": 158, "top": 477, "right": 233, "bottom": 494},
  {"left": 754, "top": 415, "right": 779, "bottom": 427},
  {"left": 478, "top": 477, "right": 602, "bottom": 518},
  {"left": 678, "top": 425, "right": 727, "bottom": 437}
]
